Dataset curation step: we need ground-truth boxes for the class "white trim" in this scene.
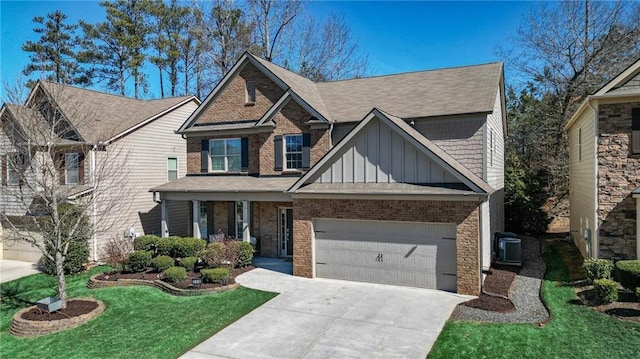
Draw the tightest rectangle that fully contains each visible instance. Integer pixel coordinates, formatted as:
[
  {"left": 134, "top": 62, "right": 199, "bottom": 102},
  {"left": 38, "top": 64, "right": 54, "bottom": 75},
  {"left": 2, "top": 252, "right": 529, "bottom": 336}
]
[
  {"left": 161, "top": 200, "right": 168, "bottom": 238},
  {"left": 158, "top": 191, "right": 292, "bottom": 203},
  {"left": 565, "top": 93, "right": 640, "bottom": 132},
  {"left": 291, "top": 192, "right": 486, "bottom": 201},
  {"left": 255, "top": 91, "right": 292, "bottom": 126},
  {"left": 283, "top": 133, "right": 303, "bottom": 170},
  {"left": 65, "top": 152, "right": 80, "bottom": 185},
  {"left": 209, "top": 138, "right": 242, "bottom": 172},
  {"left": 595, "top": 59, "right": 640, "bottom": 95},
  {"left": 167, "top": 156, "right": 178, "bottom": 181},
  {"left": 245, "top": 80, "right": 256, "bottom": 104},
  {"left": 192, "top": 200, "right": 201, "bottom": 239}
]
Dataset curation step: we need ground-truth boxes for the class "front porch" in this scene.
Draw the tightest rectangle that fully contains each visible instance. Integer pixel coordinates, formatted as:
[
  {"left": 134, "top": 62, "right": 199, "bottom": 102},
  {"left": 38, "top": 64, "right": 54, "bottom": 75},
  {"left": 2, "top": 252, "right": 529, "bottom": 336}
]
[{"left": 150, "top": 176, "right": 297, "bottom": 257}]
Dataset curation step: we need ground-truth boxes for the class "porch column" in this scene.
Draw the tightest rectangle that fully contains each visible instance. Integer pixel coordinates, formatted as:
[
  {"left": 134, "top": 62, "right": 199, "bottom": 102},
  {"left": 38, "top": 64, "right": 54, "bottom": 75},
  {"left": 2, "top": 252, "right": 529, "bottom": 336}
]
[
  {"left": 192, "top": 200, "right": 201, "bottom": 239},
  {"left": 242, "top": 200, "right": 250, "bottom": 242},
  {"left": 160, "top": 200, "right": 168, "bottom": 238}
]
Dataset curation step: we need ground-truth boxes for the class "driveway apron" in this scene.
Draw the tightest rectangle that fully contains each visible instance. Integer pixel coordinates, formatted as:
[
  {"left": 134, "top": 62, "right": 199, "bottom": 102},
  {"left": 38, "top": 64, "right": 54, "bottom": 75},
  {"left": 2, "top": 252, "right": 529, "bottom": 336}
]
[
  {"left": 181, "top": 268, "right": 471, "bottom": 359},
  {"left": 0, "top": 260, "right": 40, "bottom": 283}
]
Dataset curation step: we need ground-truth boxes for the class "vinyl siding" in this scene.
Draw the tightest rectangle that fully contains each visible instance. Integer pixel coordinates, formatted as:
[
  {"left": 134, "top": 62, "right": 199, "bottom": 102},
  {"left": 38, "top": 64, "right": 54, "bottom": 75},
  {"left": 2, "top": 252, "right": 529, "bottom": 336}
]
[
  {"left": 485, "top": 89, "right": 505, "bottom": 190},
  {"left": 92, "top": 101, "right": 197, "bottom": 258},
  {"left": 568, "top": 108, "right": 597, "bottom": 258},
  {"left": 0, "top": 126, "right": 34, "bottom": 216},
  {"left": 412, "top": 115, "right": 485, "bottom": 178}
]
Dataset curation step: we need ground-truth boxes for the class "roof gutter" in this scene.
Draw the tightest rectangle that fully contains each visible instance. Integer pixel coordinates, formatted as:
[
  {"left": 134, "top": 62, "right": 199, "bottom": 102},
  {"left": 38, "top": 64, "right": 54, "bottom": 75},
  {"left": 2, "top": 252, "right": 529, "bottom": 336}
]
[{"left": 565, "top": 92, "right": 640, "bottom": 131}]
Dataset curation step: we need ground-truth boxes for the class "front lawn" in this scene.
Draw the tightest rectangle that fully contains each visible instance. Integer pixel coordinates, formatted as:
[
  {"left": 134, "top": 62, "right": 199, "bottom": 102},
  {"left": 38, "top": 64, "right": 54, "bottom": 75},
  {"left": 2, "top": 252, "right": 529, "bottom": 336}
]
[
  {"left": 428, "top": 240, "right": 640, "bottom": 358},
  {"left": 1, "top": 267, "right": 276, "bottom": 359}
]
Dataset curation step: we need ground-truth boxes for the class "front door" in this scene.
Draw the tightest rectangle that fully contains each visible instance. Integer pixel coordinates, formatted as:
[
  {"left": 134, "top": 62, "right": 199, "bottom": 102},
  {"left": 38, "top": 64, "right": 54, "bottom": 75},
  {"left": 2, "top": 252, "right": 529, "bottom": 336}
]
[{"left": 279, "top": 208, "right": 293, "bottom": 257}]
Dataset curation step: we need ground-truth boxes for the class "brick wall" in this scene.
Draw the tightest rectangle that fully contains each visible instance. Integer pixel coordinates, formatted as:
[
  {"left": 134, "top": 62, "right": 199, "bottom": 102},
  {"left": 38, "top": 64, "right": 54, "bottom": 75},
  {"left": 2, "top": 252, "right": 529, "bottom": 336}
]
[
  {"left": 253, "top": 201, "right": 292, "bottom": 256},
  {"left": 597, "top": 102, "right": 640, "bottom": 259},
  {"left": 293, "top": 198, "right": 481, "bottom": 295},
  {"left": 194, "top": 63, "right": 284, "bottom": 124}
]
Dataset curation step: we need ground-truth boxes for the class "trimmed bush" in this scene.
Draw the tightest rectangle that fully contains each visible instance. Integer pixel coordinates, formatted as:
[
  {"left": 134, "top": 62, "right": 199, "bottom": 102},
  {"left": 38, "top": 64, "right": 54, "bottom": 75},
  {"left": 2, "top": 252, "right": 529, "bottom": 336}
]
[
  {"left": 155, "top": 237, "right": 174, "bottom": 257},
  {"left": 133, "top": 235, "right": 162, "bottom": 252},
  {"left": 163, "top": 266, "right": 187, "bottom": 283},
  {"left": 201, "top": 268, "right": 230, "bottom": 284},
  {"left": 636, "top": 287, "right": 640, "bottom": 302},
  {"left": 223, "top": 240, "right": 240, "bottom": 268},
  {"left": 179, "top": 256, "right": 198, "bottom": 272},
  {"left": 41, "top": 237, "right": 90, "bottom": 275},
  {"left": 615, "top": 260, "right": 640, "bottom": 291},
  {"left": 203, "top": 242, "right": 225, "bottom": 268},
  {"left": 151, "top": 255, "right": 174, "bottom": 272},
  {"left": 593, "top": 278, "right": 618, "bottom": 304},
  {"left": 238, "top": 242, "right": 255, "bottom": 267},
  {"left": 583, "top": 258, "right": 614, "bottom": 282},
  {"left": 127, "top": 251, "right": 152, "bottom": 272},
  {"left": 170, "top": 237, "right": 206, "bottom": 258}
]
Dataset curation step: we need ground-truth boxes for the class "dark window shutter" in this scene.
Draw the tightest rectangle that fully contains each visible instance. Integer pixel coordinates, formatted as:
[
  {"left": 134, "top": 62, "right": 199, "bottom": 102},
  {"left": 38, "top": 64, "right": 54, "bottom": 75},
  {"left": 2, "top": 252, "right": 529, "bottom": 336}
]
[
  {"left": 78, "top": 153, "right": 85, "bottom": 183},
  {"left": 227, "top": 201, "right": 236, "bottom": 237},
  {"left": 633, "top": 108, "right": 640, "bottom": 154},
  {"left": 201, "top": 139, "right": 209, "bottom": 172},
  {"left": 302, "top": 133, "right": 311, "bottom": 170},
  {"left": 241, "top": 137, "right": 249, "bottom": 171},
  {"left": 274, "top": 135, "right": 283, "bottom": 171},
  {"left": 1, "top": 155, "right": 6, "bottom": 186}
]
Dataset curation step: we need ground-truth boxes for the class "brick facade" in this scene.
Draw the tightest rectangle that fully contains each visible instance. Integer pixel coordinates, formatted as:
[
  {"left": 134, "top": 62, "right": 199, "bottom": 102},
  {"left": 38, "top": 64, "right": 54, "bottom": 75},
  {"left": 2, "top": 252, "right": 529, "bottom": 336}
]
[
  {"left": 252, "top": 201, "right": 293, "bottom": 256},
  {"left": 292, "top": 198, "right": 481, "bottom": 295},
  {"left": 597, "top": 102, "right": 640, "bottom": 259}
]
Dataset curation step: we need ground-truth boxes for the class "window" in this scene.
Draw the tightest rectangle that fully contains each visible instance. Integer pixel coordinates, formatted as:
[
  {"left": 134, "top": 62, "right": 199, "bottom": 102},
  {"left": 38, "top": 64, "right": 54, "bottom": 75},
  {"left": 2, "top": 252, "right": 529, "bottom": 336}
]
[
  {"left": 245, "top": 81, "right": 256, "bottom": 104},
  {"left": 210, "top": 138, "right": 241, "bottom": 172},
  {"left": 284, "top": 134, "right": 303, "bottom": 170},
  {"left": 65, "top": 153, "right": 79, "bottom": 184},
  {"left": 632, "top": 108, "right": 640, "bottom": 154},
  {"left": 578, "top": 127, "right": 582, "bottom": 162},
  {"left": 167, "top": 157, "right": 178, "bottom": 180},
  {"left": 6, "top": 153, "right": 21, "bottom": 185}
]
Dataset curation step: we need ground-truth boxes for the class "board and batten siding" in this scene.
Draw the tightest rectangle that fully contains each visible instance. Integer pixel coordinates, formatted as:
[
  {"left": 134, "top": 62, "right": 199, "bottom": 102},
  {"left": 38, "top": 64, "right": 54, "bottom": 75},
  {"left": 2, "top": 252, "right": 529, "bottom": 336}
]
[
  {"left": 413, "top": 115, "right": 485, "bottom": 178},
  {"left": 92, "top": 100, "right": 197, "bottom": 258},
  {"left": 316, "top": 118, "right": 458, "bottom": 184},
  {"left": 568, "top": 108, "right": 597, "bottom": 258}
]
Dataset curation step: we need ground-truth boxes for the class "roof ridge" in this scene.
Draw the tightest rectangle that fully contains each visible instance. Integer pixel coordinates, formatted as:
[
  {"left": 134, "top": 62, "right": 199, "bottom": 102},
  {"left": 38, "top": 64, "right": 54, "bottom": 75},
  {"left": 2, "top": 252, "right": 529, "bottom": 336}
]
[{"left": 40, "top": 80, "right": 194, "bottom": 102}]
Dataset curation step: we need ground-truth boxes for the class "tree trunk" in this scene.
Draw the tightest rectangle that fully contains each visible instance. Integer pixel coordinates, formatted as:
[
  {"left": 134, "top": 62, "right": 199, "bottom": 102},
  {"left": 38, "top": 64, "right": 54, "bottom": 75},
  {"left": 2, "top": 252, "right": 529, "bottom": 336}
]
[{"left": 55, "top": 250, "right": 68, "bottom": 309}]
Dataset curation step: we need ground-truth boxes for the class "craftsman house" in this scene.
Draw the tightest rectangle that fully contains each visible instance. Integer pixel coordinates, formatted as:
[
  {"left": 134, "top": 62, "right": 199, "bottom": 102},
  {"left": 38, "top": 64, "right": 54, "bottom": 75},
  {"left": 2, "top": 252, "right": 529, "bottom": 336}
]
[
  {"left": 151, "top": 52, "right": 506, "bottom": 295},
  {"left": 1, "top": 80, "right": 199, "bottom": 261},
  {"left": 566, "top": 58, "right": 640, "bottom": 260}
]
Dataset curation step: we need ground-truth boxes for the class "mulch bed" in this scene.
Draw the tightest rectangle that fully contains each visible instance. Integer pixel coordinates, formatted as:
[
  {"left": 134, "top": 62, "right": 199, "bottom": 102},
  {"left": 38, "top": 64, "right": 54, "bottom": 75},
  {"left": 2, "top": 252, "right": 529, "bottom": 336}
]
[
  {"left": 575, "top": 283, "right": 640, "bottom": 323},
  {"left": 461, "top": 264, "right": 519, "bottom": 313},
  {"left": 96, "top": 266, "right": 255, "bottom": 290},
  {"left": 21, "top": 300, "right": 98, "bottom": 321}
]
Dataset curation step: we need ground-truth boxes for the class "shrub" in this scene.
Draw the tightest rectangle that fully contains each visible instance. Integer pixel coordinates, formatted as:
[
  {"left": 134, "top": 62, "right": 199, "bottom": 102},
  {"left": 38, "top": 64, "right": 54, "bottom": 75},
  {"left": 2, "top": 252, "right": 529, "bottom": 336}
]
[
  {"left": 99, "top": 236, "right": 134, "bottom": 271},
  {"left": 223, "top": 240, "right": 240, "bottom": 268},
  {"left": 203, "top": 242, "right": 225, "bottom": 268},
  {"left": 155, "top": 237, "right": 173, "bottom": 257},
  {"left": 615, "top": 260, "right": 640, "bottom": 291},
  {"left": 151, "top": 255, "right": 174, "bottom": 272},
  {"left": 637, "top": 287, "right": 640, "bottom": 302},
  {"left": 133, "top": 235, "right": 161, "bottom": 252},
  {"left": 201, "top": 268, "right": 230, "bottom": 284},
  {"left": 238, "top": 242, "right": 255, "bottom": 267},
  {"left": 127, "top": 251, "right": 152, "bottom": 272},
  {"left": 179, "top": 256, "right": 198, "bottom": 272},
  {"left": 41, "top": 237, "right": 90, "bottom": 275},
  {"left": 163, "top": 266, "right": 187, "bottom": 283},
  {"left": 593, "top": 278, "right": 618, "bottom": 304},
  {"left": 170, "top": 237, "right": 206, "bottom": 258},
  {"left": 583, "top": 258, "right": 614, "bottom": 282}
]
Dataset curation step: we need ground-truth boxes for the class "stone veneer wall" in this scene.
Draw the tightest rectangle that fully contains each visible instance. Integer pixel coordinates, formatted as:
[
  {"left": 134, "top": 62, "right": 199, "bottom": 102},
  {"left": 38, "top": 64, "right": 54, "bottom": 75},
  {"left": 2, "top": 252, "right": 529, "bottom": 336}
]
[
  {"left": 597, "top": 102, "right": 640, "bottom": 259},
  {"left": 293, "top": 198, "right": 481, "bottom": 295}
]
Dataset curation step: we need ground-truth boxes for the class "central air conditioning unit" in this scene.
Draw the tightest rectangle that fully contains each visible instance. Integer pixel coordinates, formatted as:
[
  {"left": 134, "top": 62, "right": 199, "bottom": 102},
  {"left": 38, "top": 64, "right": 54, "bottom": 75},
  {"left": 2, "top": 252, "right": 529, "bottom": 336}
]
[{"left": 498, "top": 237, "right": 522, "bottom": 266}]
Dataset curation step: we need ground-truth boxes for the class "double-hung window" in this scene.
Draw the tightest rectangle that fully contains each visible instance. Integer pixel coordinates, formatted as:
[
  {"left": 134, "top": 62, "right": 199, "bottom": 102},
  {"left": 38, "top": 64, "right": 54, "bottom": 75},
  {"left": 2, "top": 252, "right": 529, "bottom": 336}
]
[
  {"left": 167, "top": 157, "right": 178, "bottom": 180},
  {"left": 210, "top": 138, "right": 241, "bottom": 172},
  {"left": 6, "top": 153, "right": 21, "bottom": 185},
  {"left": 284, "top": 134, "right": 303, "bottom": 170},
  {"left": 65, "top": 153, "right": 79, "bottom": 184}
]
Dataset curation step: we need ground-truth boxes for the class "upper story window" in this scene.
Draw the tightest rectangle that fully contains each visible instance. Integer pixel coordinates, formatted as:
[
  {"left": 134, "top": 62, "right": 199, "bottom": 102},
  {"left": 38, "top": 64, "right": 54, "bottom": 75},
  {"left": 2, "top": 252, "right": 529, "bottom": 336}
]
[
  {"left": 632, "top": 108, "right": 640, "bottom": 155},
  {"left": 65, "top": 153, "right": 79, "bottom": 184},
  {"left": 5, "top": 153, "right": 22, "bottom": 185},
  {"left": 284, "top": 134, "right": 303, "bottom": 170},
  {"left": 210, "top": 138, "right": 242, "bottom": 172},
  {"left": 167, "top": 157, "right": 178, "bottom": 180},
  {"left": 245, "top": 81, "right": 256, "bottom": 104}
]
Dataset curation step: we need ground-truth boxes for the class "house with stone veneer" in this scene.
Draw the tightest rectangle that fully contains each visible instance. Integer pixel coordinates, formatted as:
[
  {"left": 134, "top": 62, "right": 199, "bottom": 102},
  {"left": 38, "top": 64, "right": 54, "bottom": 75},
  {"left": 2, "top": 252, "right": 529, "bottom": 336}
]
[
  {"left": 565, "top": 58, "right": 640, "bottom": 260},
  {"left": 1, "top": 80, "right": 199, "bottom": 262},
  {"left": 150, "top": 52, "right": 506, "bottom": 295}
]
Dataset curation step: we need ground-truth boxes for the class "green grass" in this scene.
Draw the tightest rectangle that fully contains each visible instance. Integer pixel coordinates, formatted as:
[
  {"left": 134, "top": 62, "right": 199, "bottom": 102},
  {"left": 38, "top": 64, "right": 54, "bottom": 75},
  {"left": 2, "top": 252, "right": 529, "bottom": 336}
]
[
  {"left": 1, "top": 267, "right": 277, "bottom": 359},
  {"left": 429, "top": 241, "right": 640, "bottom": 358}
]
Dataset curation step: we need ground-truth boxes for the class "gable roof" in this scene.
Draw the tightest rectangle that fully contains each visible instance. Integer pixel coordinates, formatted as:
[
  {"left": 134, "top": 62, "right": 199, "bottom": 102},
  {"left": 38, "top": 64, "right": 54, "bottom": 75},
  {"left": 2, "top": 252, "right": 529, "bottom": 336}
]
[
  {"left": 595, "top": 58, "right": 640, "bottom": 95},
  {"left": 288, "top": 108, "right": 493, "bottom": 195},
  {"left": 315, "top": 63, "right": 503, "bottom": 122},
  {"left": 0, "top": 103, "right": 82, "bottom": 146},
  {"left": 179, "top": 53, "right": 504, "bottom": 132},
  {"left": 33, "top": 81, "right": 198, "bottom": 143}
]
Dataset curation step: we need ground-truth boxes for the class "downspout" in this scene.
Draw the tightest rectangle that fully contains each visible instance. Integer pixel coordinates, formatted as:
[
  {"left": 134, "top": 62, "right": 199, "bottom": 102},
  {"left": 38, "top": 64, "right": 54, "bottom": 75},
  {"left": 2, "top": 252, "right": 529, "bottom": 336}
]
[{"left": 91, "top": 144, "right": 98, "bottom": 262}]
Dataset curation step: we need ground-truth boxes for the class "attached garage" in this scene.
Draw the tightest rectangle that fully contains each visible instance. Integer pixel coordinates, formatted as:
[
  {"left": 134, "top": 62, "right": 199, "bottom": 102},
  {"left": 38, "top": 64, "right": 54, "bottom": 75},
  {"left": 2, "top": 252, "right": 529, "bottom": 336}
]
[{"left": 313, "top": 218, "right": 457, "bottom": 291}]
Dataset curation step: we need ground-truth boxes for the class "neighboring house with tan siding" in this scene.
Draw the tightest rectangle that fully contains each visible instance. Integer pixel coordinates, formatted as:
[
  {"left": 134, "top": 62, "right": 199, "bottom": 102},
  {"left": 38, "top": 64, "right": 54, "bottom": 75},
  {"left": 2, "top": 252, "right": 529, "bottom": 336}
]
[
  {"left": 151, "top": 52, "right": 506, "bottom": 295},
  {"left": 0, "top": 80, "right": 199, "bottom": 261},
  {"left": 565, "top": 58, "right": 640, "bottom": 260}
]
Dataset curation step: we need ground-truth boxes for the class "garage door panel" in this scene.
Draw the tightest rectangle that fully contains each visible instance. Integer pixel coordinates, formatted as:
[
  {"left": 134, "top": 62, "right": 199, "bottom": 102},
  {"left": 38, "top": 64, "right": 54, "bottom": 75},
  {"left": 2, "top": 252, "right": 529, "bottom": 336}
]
[{"left": 314, "top": 219, "right": 457, "bottom": 291}]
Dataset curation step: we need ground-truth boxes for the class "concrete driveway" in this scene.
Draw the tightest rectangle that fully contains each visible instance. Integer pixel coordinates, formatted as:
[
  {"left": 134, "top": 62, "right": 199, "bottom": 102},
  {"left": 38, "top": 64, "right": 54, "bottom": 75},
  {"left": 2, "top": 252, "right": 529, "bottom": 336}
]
[
  {"left": 181, "top": 269, "right": 472, "bottom": 359},
  {"left": 0, "top": 260, "right": 40, "bottom": 283}
]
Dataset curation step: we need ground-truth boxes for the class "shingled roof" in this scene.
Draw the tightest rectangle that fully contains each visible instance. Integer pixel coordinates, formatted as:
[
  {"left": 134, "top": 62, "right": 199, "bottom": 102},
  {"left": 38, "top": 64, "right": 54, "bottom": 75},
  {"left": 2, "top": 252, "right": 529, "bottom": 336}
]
[{"left": 37, "top": 81, "right": 196, "bottom": 143}]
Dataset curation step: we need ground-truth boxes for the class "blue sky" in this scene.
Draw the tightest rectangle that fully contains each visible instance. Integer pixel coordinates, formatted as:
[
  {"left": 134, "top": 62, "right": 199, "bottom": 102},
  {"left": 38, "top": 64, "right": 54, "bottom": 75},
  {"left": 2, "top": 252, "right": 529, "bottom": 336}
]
[{"left": 0, "top": 1, "right": 536, "bottom": 99}]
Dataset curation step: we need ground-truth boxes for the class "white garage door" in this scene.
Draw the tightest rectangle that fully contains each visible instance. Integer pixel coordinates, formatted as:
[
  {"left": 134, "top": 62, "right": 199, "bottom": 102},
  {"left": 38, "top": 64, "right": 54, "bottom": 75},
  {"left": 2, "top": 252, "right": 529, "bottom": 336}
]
[
  {"left": 314, "top": 219, "right": 457, "bottom": 291},
  {"left": 2, "top": 239, "right": 42, "bottom": 262}
]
